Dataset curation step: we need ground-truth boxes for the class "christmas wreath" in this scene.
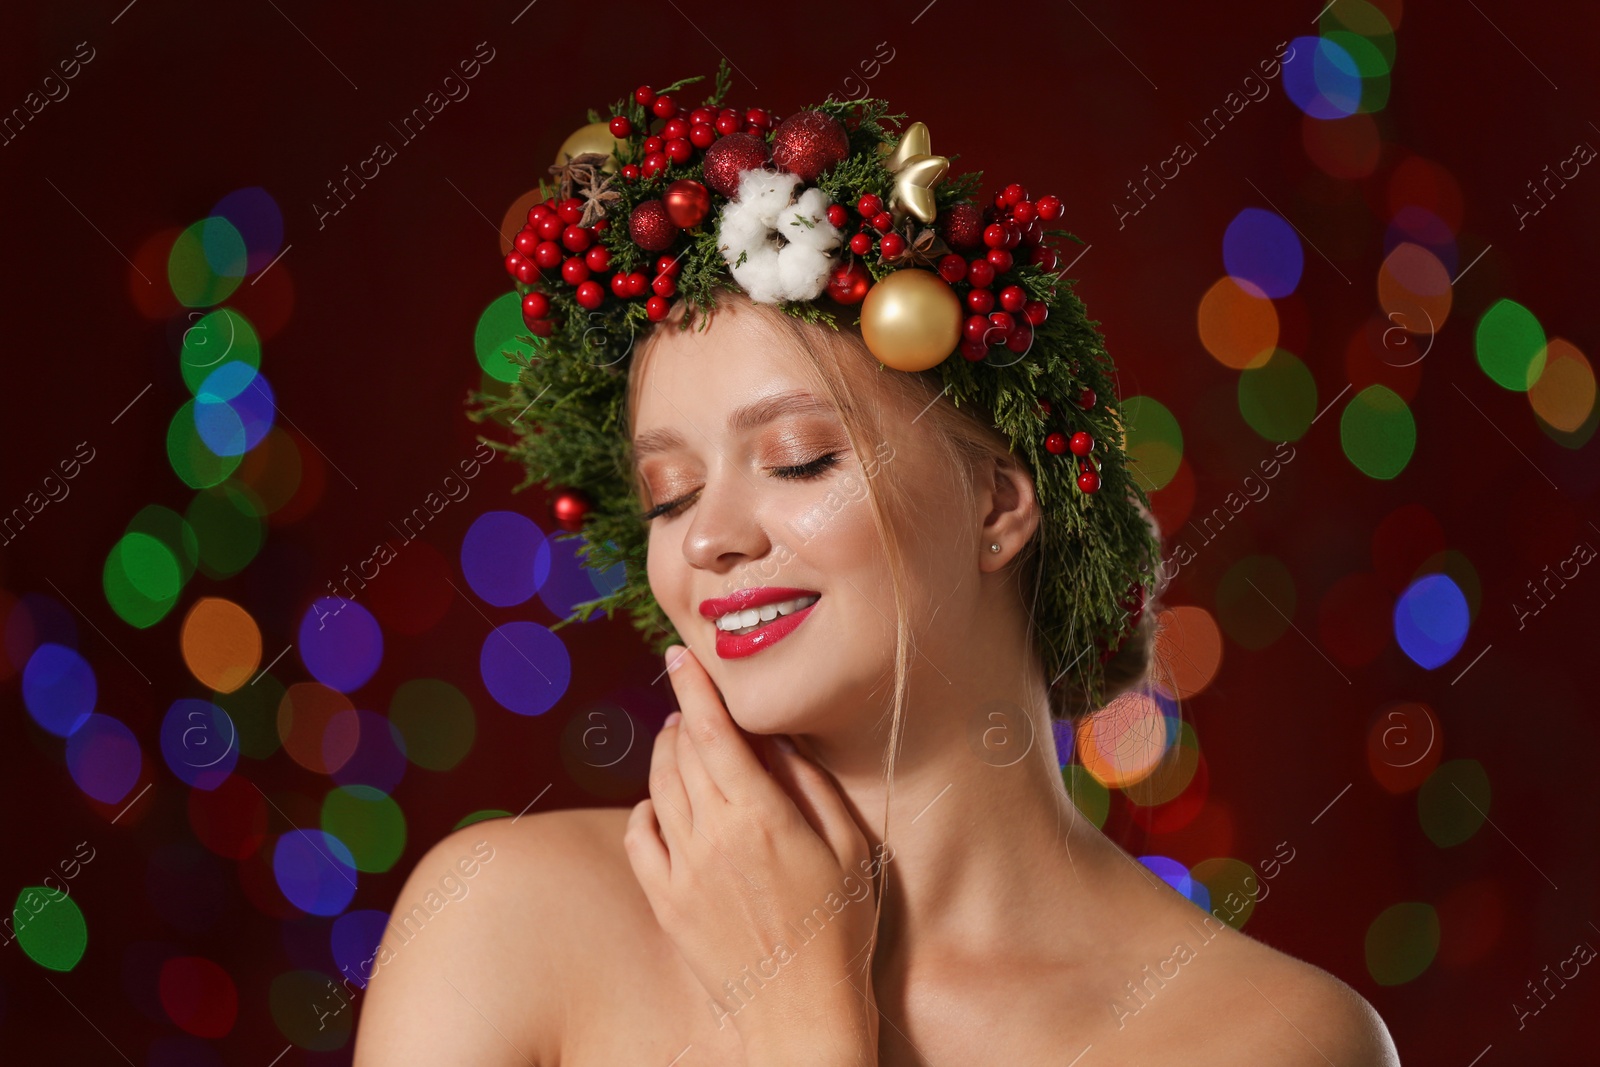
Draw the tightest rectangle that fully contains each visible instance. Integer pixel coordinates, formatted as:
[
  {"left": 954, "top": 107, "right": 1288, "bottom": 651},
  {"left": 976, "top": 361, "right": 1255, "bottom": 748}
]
[{"left": 466, "top": 59, "right": 1163, "bottom": 714}]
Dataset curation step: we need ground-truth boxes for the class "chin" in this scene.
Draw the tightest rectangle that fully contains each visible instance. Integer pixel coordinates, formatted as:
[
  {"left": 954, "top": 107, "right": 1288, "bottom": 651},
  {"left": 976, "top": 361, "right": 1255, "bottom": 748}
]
[
  {"left": 719, "top": 660, "right": 886, "bottom": 740},
  {"left": 714, "top": 675, "right": 811, "bottom": 734}
]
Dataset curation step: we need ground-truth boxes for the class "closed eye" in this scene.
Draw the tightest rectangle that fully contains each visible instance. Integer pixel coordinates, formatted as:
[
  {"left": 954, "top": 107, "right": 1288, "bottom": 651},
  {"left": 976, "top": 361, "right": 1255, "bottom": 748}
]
[{"left": 639, "top": 452, "right": 843, "bottom": 522}]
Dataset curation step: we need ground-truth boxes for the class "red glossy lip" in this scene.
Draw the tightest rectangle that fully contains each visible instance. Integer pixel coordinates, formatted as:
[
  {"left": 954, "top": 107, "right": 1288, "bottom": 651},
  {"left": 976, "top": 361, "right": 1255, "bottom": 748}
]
[
  {"left": 698, "top": 586, "right": 821, "bottom": 620},
  {"left": 715, "top": 598, "right": 820, "bottom": 659}
]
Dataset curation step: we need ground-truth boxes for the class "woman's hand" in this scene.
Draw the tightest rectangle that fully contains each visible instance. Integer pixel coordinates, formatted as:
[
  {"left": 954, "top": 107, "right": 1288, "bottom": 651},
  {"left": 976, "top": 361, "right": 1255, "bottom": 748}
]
[{"left": 624, "top": 645, "right": 885, "bottom": 1064}]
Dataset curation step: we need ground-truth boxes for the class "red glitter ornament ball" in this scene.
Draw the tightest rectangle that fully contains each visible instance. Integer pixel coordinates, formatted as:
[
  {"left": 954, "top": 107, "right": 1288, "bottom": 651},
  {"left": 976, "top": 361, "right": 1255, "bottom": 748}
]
[
  {"left": 939, "top": 203, "right": 985, "bottom": 251},
  {"left": 770, "top": 110, "right": 850, "bottom": 182},
  {"left": 628, "top": 199, "right": 680, "bottom": 251},
  {"left": 701, "top": 133, "right": 770, "bottom": 197},
  {"left": 552, "top": 489, "right": 592, "bottom": 532}
]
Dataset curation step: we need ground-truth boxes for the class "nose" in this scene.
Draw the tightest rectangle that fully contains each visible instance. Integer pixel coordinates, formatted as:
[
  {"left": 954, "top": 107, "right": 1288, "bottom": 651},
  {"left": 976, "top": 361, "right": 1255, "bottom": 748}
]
[{"left": 680, "top": 462, "right": 773, "bottom": 573}]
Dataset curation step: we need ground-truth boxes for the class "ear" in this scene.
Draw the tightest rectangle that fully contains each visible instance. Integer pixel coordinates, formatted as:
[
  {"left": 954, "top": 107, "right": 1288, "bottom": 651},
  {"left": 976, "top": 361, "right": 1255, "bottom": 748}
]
[{"left": 979, "top": 454, "right": 1040, "bottom": 569}]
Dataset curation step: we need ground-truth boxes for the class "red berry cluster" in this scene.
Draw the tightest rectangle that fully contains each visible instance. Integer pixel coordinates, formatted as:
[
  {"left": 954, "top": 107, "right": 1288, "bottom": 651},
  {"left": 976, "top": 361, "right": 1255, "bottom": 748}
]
[
  {"left": 614, "top": 84, "right": 777, "bottom": 182},
  {"left": 503, "top": 82, "right": 785, "bottom": 335},
  {"left": 819, "top": 184, "right": 1066, "bottom": 316},
  {"left": 506, "top": 196, "right": 684, "bottom": 334},
  {"left": 818, "top": 191, "right": 916, "bottom": 304},
  {"left": 1035, "top": 391, "right": 1103, "bottom": 494},
  {"left": 929, "top": 183, "right": 1066, "bottom": 362}
]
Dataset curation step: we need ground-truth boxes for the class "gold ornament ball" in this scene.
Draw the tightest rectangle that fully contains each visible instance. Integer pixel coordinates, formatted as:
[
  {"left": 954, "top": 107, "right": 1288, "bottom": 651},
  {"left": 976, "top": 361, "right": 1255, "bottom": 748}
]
[
  {"left": 859, "top": 269, "right": 963, "bottom": 372},
  {"left": 554, "top": 121, "right": 626, "bottom": 172}
]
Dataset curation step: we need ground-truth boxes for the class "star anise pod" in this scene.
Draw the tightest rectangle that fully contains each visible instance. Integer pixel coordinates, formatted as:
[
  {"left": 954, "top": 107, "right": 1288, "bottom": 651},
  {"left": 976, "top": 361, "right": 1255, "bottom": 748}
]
[
  {"left": 576, "top": 172, "right": 623, "bottom": 228},
  {"left": 883, "top": 224, "right": 951, "bottom": 270},
  {"left": 547, "top": 151, "right": 610, "bottom": 203},
  {"left": 548, "top": 152, "right": 626, "bottom": 228}
]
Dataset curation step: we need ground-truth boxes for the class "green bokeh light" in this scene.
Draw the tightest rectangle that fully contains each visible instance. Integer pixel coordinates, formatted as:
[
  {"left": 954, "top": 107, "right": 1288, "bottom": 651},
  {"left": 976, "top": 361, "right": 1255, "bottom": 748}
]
[
  {"left": 125, "top": 505, "right": 200, "bottom": 585},
  {"left": 1325, "top": 29, "right": 1391, "bottom": 77},
  {"left": 214, "top": 671, "right": 286, "bottom": 760},
  {"left": 321, "top": 785, "right": 407, "bottom": 874},
  {"left": 1475, "top": 298, "right": 1547, "bottom": 392},
  {"left": 104, "top": 532, "right": 182, "bottom": 628},
  {"left": 475, "top": 291, "right": 541, "bottom": 384},
  {"left": 168, "top": 399, "right": 244, "bottom": 488},
  {"left": 1191, "top": 857, "right": 1261, "bottom": 931},
  {"left": 1340, "top": 384, "right": 1415, "bottom": 479},
  {"left": 1365, "top": 902, "right": 1439, "bottom": 986},
  {"left": 203, "top": 216, "right": 251, "bottom": 278},
  {"left": 187, "top": 482, "right": 265, "bottom": 579},
  {"left": 1419, "top": 759, "right": 1491, "bottom": 847},
  {"left": 169, "top": 218, "right": 246, "bottom": 307},
  {"left": 1062, "top": 765, "right": 1110, "bottom": 828},
  {"left": 1357, "top": 71, "right": 1392, "bottom": 114},
  {"left": 1216, "top": 556, "right": 1297, "bottom": 650},
  {"left": 454, "top": 809, "right": 512, "bottom": 830},
  {"left": 475, "top": 369, "right": 517, "bottom": 428},
  {"left": 1238, "top": 349, "right": 1317, "bottom": 442},
  {"left": 1122, "top": 395, "right": 1184, "bottom": 491},
  {"left": 390, "top": 680, "right": 477, "bottom": 772},
  {"left": 270, "top": 969, "right": 351, "bottom": 1050},
  {"left": 1321, "top": 0, "right": 1396, "bottom": 67},
  {"left": 13, "top": 887, "right": 88, "bottom": 971},
  {"left": 181, "top": 308, "right": 261, "bottom": 395}
]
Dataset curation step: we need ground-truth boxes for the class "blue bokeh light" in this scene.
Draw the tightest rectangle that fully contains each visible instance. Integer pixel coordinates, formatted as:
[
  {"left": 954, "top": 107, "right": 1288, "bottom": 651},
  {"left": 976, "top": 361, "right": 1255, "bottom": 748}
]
[
  {"left": 1394, "top": 573, "right": 1470, "bottom": 669},
  {"left": 209, "top": 186, "right": 285, "bottom": 276},
  {"left": 299, "top": 598, "right": 384, "bottom": 694},
  {"left": 1282, "top": 36, "right": 1362, "bottom": 120},
  {"left": 461, "top": 510, "right": 551, "bottom": 607},
  {"left": 273, "top": 830, "right": 359, "bottom": 917},
  {"left": 329, "top": 709, "right": 407, "bottom": 794},
  {"left": 159, "top": 698, "right": 239, "bottom": 790},
  {"left": 1223, "top": 208, "right": 1304, "bottom": 299},
  {"left": 22, "top": 643, "right": 95, "bottom": 738},
  {"left": 66, "top": 713, "right": 142, "bottom": 803},
  {"left": 539, "top": 533, "right": 615, "bottom": 620},
  {"left": 479, "top": 621, "right": 572, "bottom": 716},
  {"left": 331, "top": 909, "right": 391, "bottom": 989},
  {"left": 1139, "top": 854, "right": 1197, "bottom": 901}
]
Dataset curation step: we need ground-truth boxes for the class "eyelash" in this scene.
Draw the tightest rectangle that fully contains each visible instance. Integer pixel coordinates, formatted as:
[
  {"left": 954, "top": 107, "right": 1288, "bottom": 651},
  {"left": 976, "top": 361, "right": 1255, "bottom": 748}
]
[{"left": 640, "top": 452, "right": 842, "bottom": 522}]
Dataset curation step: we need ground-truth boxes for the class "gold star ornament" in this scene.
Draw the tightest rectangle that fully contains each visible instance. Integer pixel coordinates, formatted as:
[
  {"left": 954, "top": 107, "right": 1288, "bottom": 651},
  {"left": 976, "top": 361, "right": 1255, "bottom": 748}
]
[{"left": 878, "top": 121, "right": 949, "bottom": 225}]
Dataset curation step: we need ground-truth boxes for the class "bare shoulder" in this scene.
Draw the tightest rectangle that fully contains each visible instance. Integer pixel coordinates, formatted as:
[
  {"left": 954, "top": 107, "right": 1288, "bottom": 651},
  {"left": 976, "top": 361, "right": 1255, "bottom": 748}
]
[
  {"left": 1213, "top": 929, "right": 1401, "bottom": 1066},
  {"left": 352, "top": 807, "right": 640, "bottom": 1067}
]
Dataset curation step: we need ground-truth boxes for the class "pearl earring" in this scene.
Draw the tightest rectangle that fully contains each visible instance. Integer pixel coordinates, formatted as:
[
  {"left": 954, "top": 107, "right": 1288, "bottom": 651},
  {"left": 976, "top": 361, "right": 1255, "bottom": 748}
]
[{"left": 989, "top": 543, "right": 1001, "bottom": 554}]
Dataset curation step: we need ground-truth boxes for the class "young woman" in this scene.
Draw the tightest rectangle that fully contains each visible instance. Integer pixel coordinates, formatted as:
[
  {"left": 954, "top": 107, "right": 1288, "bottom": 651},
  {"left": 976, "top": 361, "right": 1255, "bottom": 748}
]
[{"left": 351, "top": 287, "right": 1400, "bottom": 1065}]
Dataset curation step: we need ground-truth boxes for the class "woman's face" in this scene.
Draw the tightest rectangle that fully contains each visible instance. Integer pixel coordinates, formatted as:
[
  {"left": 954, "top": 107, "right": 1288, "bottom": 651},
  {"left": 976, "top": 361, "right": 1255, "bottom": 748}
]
[{"left": 629, "top": 302, "right": 978, "bottom": 736}]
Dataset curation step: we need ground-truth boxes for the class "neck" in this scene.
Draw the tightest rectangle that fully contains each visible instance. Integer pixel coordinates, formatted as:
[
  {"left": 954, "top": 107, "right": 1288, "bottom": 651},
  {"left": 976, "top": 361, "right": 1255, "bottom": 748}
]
[{"left": 785, "top": 624, "right": 1119, "bottom": 964}]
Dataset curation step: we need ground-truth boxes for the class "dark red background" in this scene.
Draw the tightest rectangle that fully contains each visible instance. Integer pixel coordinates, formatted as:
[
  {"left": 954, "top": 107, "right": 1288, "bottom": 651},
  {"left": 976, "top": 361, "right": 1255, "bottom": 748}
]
[{"left": 3, "top": 0, "right": 1597, "bottom": 1062}]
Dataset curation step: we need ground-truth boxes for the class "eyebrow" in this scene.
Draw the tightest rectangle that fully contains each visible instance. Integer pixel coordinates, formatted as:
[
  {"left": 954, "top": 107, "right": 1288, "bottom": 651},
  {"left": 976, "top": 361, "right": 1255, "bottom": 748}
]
[{"left": 631, "top": 389, "right": 836, "bottom": 461}]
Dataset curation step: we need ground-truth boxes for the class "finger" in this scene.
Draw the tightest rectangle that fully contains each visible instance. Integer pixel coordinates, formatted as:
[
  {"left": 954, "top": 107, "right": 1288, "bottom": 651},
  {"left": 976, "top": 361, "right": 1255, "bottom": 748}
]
[
  {"left": 767, "top": 738, "right": 871, "bottom": 867},
  {"left": 648, "top": 718, "right": 694, "bottom": 853},
  {"left": 664, "top": 645, "right": 767, "bottom": 805},
  {"left": 622, "top": 798, "right": 670, "bottom": 890},
  {"left": 673, "top": 705, "right": 724, "bottom": 819}
]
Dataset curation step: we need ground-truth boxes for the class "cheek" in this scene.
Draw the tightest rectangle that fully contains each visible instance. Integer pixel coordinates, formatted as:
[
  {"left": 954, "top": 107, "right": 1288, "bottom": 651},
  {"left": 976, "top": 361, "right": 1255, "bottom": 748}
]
[
  {"left": 792, "top": 481, "right": 892, "bottom": 599},
  {"left": 646, "top": 527, "right": 691, "bottom": 626}
]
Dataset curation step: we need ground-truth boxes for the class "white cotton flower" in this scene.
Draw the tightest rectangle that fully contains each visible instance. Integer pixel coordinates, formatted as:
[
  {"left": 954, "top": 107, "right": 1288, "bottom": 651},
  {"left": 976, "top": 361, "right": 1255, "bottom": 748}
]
[{"left": 717, "top": 168, "right": 842, "bottom": 304}]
